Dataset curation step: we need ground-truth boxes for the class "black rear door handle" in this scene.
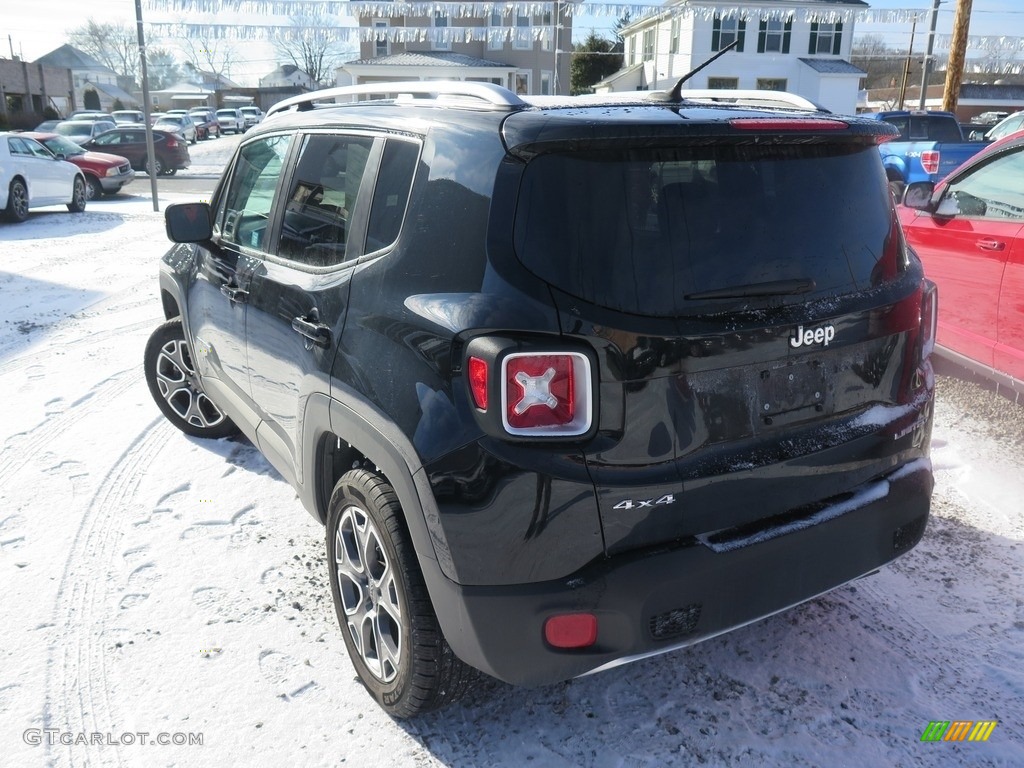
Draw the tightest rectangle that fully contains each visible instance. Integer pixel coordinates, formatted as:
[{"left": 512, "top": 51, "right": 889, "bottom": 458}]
[
  {"left": 291, "top": 315, "right": 332, "bottom": 348},
  {"left": 220, "top": 284, "right": 248, "bottom": 303}
]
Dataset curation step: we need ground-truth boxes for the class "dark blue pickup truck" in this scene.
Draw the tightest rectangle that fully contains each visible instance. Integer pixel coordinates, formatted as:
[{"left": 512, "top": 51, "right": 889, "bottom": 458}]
[{"left": 868, "top": 111, "right": 987, "bottom": 200}]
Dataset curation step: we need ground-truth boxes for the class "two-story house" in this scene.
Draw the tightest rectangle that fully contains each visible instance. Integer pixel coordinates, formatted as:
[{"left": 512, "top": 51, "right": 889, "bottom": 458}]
[
  {"left": 597, "top": 0, "right": 868, "bottom": 114},
  {"left": 339, "top": 2, "right": 576, "bottom": 95},
  {"left": 34, "top": 45, "right": 138, "bottom": 112}
]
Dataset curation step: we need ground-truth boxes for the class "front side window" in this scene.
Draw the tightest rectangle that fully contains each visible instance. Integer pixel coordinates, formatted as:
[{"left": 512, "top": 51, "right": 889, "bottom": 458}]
[
  {"left": 216, "top": 135, "right": 292, "bottom": 251},
  {"left": 943, "top": 149, "right": 1024, "bottom": 220},
  {"left": 278, "top": 134, "right": 373, "bottom": 267}
]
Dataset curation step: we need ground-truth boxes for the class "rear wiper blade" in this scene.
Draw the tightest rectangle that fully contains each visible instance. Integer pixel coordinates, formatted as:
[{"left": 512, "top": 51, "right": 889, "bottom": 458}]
[{"left": 685, "top": 279, "right": 816, "bottom": 300}]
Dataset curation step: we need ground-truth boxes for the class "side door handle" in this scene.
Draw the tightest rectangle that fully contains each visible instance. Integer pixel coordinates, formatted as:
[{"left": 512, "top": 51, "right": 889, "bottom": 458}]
[
  {"left": 976, "top": 239, "right": 1006, "bottom": 252},
  {"left": 220, "top": 284, "right": 249, "bottom": 303},
  {"left": 291, "top": 314, "right": 332, "bottom": 348}
]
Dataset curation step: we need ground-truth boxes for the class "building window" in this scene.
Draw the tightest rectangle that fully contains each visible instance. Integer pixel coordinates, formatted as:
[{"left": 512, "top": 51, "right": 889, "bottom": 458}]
[
  {"left": 489, "top": 11, "right": 504, "bottom": 51},
  {"left": 540, "top": 71, "right": 552, "bottom": 95},
  {"left": 515, "top": 70, "right": 531, "bottom": 94},
  {"left": 515, "top": 12, "right": 532, "bottom": 50},
  {"left": 374, "top": 21, "right": 389, "bottom": 57},
  {"left": 708, "top": 77, "right": 739, "bottom": 89},
  {"left": 712, "top": 15, "right": 746, "bottom": 52},
  {"left": 542, "top": 10, "right": 553, "bottom": 52},
  {"left": 757, "top": 18, "right": 792, "bottom": 54},
  {"left": 756, "top": 78, "right": 787, "bottom": 91},
  {"left": 642, "top": 28, "right": 655, "bottom": 60},
  {"left": 433, "top": 12, "right": 450, "bottom": 51},
  {"left": 670, "top": 18, "right": 680, "bottom": 54},
  {"left": 809, "top": 22, "right": 843, "bottom": 55}
]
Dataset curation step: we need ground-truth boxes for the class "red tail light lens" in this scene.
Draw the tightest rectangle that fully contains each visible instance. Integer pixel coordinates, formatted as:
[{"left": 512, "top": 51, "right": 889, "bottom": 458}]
[
  {"left": 921, "top": 150, "right": 940, "bottom": 175},
  {"left": 501, "top": 352, "right": 592, "bottom": 436},
  {"left": 468, "top": 356, "right": 488, "bottom": 410},
  {"left": 544, "top": 613, "right": 598, "bottom": 649},
  {"left": 165, "top": 137, "right": 179, "bottom": 148}
]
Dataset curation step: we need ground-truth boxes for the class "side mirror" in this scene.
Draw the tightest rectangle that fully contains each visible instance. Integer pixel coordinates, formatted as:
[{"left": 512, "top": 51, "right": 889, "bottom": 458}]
[
  {"left": 165, "top": 202, "right": 213, "bottom": 243},
  {"left": 902, "top": 182, "right": 935, "bottom": 211},
  {"left": 54, "top": 153, "right": 67, "bottom": 160}
]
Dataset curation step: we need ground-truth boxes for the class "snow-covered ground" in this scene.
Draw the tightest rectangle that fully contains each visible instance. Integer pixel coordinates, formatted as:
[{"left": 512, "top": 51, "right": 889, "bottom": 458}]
[{"left": 1, "top": 135, "right": 1023, "bottom": 767}]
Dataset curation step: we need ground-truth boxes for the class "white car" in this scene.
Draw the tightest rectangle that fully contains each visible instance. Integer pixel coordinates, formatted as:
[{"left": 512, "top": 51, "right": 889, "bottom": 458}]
[
  {"left": 153, "top": 115, "right": 198, "bottom": 145},
  {"left": 215, "top": 108, "right": 245, "bottom": 134},
  {"left": 239, "top": 105, "right": 264, "bottom": 129},
  {"left": 1, "top": 132, "right": 87, "bottom": 222}
]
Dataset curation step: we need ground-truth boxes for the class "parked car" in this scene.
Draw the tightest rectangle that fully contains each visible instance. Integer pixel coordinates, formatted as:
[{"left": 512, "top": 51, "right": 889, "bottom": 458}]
[
  {"left": 239, "top": 105, "right": 264, "bottom": 129},
  {"left": 70, "top": 110, "right": 115, "bottom": 121},
  {"left": 144, "top": 81, "right": 937, "bottom": 718},
  {"left": 53, "top": 119, "right": 116, "bottom": 146},
  {"left": 900, "top": 130, "right": 1024, "bottom": 393},
  {"left": 984, "top": 110, "right": 1024, "bottom": 143},
  {"left": 1, "top": 131, "right": 87, "bottom": 222},
  {"left": 81, "top": 127, "right": 190, "bottom": 176},
  {"left": 867, "top": 110, "right": 988, "bottom": 201},
  {"left": 23, "top": 131, "right": 134, "bottom": 199},
  {"left": 111, "top": 110, "right": 145, "bottom": 125},
  {"left": 34, "top": 119, "right": 62, "bottom": 132},
  {"left": 153, "top": 114, "right": 198, "bottom": 144},
  {"left": 187, "top": 109, "right": 220, "bottom": 140},
  {"left": 215, "top": 108, "right": 245, "bottom": 134}
]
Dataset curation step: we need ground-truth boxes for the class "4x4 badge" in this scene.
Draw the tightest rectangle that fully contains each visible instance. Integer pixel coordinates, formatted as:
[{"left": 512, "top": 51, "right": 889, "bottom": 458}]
[{"left": 790, "top": 324, "right": 836, "bottom": 349}]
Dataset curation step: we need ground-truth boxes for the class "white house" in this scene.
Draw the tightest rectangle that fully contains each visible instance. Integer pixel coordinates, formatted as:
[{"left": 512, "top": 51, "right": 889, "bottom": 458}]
[
  {"left": 34, "top": 45, "right": 138, "bottom": 112},
  {"left": 597, "top": 0, "right": 868, "bottom": 115},
  {"left": 260, "top": 64, "right": 316, "bottom": 90}
]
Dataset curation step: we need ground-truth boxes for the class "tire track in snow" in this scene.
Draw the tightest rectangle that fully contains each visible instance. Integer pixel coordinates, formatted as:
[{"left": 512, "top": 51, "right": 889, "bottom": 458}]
[
  {"left": 0, "top": 367, "right": 140, "bottom": 491},
  {"left": 44, "top": 417, "right": 170, "bottom": 768}
]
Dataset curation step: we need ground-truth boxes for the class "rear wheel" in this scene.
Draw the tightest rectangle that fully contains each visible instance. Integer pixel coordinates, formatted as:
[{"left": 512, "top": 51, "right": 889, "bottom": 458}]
[
  {"left": 67, "top": 177, "right": 86, "bottom": 213},
  {"left": 4, "top": 179, "right": 29, "bottom": 222},
  {"left": 327, "top": 469, "right": 477, "bottom": 717},
  {"left": 144, "top": 319, "right": 238, "bottom": 439},
  {"left": 145, "top": 155, "right": 163, "bottom": 177}
]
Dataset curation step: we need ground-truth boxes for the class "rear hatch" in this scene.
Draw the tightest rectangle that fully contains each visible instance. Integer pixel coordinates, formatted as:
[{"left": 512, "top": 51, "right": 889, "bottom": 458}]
[{"left": 502, "top": 106, "right": 929, "bottom": 555}]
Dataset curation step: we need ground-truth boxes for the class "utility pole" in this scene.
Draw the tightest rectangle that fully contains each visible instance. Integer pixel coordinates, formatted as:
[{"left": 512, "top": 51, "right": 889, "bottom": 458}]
[
  {"left": 918, "top": 0, "right": 941, "bottom": 110},
  {"left": 899, "top": 16, "right": 918, "bottom": 110},
  {"left": 942, "top": 0, "right": 973, "bottom": 113},
  {"left": 135, "top": 0, "right": 160, "bottom": 211}
]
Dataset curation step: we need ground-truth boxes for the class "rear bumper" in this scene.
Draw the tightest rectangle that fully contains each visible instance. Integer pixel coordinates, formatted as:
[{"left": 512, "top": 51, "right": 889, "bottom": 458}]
[{"left": 425, "top": 459, "right": 932, "bottom": 686}]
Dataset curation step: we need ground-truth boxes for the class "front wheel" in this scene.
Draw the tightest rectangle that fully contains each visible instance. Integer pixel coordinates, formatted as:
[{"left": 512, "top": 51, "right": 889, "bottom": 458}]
[
  {"left": 67, "top": 177, "right": 86, "bottom": 212},
  {"left": 143, "top": 319, "right": 238, "bottom": 438},
  {"left": 85, "top": 175, "right": 102, "bottom": 201},
  {"left": 327, "top": 469, "right": 477, "bottom": 717}
]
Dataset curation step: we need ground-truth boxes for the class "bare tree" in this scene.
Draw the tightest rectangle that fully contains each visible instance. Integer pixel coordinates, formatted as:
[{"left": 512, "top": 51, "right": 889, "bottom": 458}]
[
  {"left": 180, "top": 36, "right": 236, "bottom": 88},
  {"left": 272, "top": 14, "right": 354, "bottom": 87},
  {"left": 68, "top": 20, "right": 140, "bottom": 87},
  {"left": 147, "top": 47, "right": 182, "bottom": 90}
]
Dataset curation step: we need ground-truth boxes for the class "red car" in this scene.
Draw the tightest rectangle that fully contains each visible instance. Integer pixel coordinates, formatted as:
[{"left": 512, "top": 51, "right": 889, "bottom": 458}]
[
  {"left": 22, "top": 132, "right": 135, "bottom": 199},
  {"left": 900, "top": 130, "right": 1024, "bottom": 393}
]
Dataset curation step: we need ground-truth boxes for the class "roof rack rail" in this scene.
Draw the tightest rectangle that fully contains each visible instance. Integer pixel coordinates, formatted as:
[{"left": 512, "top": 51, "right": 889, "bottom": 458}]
[
  {"left": 673, "top": 89, "right": 827, "bottom": 112},
  {"left": 266, "top": 81, "right": 526, "bottom": 118}
]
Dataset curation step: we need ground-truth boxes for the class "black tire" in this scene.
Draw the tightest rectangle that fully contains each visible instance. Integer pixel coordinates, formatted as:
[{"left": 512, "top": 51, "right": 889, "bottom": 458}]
[
  {"left": 889, "top": 180, "right": 906, "bottom": 204},
  {"left": 5, "top": 179, "right": 29, "bottom": 223},
  {"left": 327, "top": 469, "right": 477, "bottom": 717},
  {"left": 143, "top": 319, "right": 238, "bottom": 439},
  {"left": 145, "top": 154, "right": 163, "bottom": 177},
  {"left": 190, "top": 134, "right": 197, "bottom": 145},
  {"left": 162, "top": 168, "right": 177, "bottom": 177},
  {"left": 66, "top": 176, "right": 87, "bottom": 213},
  {"left": 85, "top": 175, "right": 103, "bottom": 201}
]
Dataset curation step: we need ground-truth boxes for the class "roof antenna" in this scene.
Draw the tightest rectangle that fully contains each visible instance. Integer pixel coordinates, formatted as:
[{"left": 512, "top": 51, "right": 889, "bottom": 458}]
[{"left": 650, "top": 39, "right": 740, "bottom": 103}]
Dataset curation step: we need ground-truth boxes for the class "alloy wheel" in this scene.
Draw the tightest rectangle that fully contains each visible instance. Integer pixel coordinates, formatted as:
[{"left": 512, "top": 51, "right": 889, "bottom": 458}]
[{"left": 152, "top": 338, "right": 228, "bottom": 429}]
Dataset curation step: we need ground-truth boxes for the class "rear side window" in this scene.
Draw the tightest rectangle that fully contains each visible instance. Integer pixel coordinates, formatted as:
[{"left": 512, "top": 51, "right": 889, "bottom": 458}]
[
  {"left": 513, "top": 143, "right": 898, "bottom": 316},
  {"left": 278, "top": 134, "right": 374, "bottom": 267}
]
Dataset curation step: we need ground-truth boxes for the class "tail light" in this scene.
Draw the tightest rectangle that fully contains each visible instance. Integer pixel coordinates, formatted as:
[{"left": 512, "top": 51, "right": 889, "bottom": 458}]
[
  {"left": 502, "top": 353, "right": 592, "bottom": 436},
  {"left": 464, "top": 340, "right": 595, "bottom": 439},
  {"left": 165, "top": 136, "right": 179, "bottom": 148},
  {"left": 920, "top": 151, "right": 940, "bottom": 175},
  {"left": 920, "top": 281, "right": 938, "bottom": 359}
]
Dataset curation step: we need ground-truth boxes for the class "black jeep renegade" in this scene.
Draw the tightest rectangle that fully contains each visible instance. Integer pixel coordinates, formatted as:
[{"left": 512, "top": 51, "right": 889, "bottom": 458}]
[{"left": 145, "top": 82, "right": 935, "bottom": 717}]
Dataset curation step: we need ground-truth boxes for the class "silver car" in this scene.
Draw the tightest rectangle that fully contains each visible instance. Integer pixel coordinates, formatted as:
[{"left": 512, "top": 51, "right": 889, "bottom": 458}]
[{"left": 153, "top": 115, "right": 198, "bottom": 145}]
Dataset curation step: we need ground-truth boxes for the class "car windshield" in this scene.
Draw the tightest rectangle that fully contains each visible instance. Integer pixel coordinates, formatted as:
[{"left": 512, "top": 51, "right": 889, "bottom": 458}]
[
  {"left": 513, "top": 142, "right": 900, "bottom": 315},
  {"left": 54, "top": 122, "right": 92, "bottom": 137},
  {"left": 40, "top": 136, "right": 85, "bottom": 156}
]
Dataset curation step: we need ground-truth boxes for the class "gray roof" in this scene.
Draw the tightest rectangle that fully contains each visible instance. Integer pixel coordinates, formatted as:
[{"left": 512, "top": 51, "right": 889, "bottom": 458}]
[
  {"left": 961, "top": 83, "right": 1024, "bottom": 101},
  {"left": 89, "top": 80, "right": 139, "bottom": 105},
  {"left": 799, "top": 58, "right": 865, "bottom": 75},
  {"left": 34, "top": 44, "right": 112, "bottom": 72},
  {"left": 346, "top": 51, "right": 511, "bottom": 68}
]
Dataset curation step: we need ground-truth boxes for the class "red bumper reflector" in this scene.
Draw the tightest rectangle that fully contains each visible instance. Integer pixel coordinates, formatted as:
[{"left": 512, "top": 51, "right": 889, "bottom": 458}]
[
  {"left": 468, "top": 356, "right": 488, "bottom": 410},
  {"left": 544, "top": 613, "right": 598, "bottom": 649}
]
